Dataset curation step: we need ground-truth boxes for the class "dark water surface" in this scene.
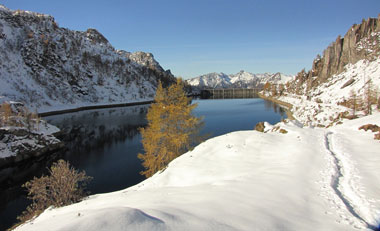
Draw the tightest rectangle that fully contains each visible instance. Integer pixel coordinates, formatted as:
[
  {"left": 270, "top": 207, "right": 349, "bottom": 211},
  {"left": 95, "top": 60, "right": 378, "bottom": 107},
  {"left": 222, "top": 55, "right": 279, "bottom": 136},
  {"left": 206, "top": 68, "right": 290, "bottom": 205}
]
[{"left": 0, "top": 98, "right": 285, "bottom": 230}]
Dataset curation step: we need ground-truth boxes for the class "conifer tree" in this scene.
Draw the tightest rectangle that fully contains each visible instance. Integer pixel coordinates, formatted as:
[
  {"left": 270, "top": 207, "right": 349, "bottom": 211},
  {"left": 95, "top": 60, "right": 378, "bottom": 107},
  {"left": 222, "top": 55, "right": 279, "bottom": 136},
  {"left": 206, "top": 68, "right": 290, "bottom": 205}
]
[
  {"left": 348, "top": 89, "right": 358, "bottom": 116},
  {"left": 364, "top": 78, "right": 375, "bottom": 115},
  {"left": 138, "top": 79, "right": 203, "bottom": 178}
]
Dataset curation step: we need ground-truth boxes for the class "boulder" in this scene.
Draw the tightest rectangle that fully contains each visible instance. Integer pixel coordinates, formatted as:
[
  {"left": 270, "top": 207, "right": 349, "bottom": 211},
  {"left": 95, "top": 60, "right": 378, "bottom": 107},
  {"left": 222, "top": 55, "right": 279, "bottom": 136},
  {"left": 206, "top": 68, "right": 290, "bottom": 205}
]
[{"left": 254, "top": 122, "right": 265, "bottom": 132}]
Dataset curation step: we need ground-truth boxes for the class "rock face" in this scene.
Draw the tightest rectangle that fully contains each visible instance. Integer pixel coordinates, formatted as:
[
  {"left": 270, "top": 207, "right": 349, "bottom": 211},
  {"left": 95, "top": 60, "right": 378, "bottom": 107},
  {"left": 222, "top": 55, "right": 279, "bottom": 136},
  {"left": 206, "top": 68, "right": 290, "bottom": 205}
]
[
  {"left": 318, "top": 16, "right": 380, "bottom": 80},
  {"left": 290, "top": 15, "right": 380, "bottom": 94},
  {"left": 0, "top": 5, "right": 175, "bottom": 112}
]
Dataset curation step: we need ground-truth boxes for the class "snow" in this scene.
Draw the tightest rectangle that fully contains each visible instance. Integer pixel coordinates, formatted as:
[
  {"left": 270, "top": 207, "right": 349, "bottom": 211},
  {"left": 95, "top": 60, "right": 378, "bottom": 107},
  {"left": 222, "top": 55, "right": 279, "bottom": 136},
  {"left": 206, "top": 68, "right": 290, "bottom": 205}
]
[
  {"left": 14, "top": 112, "right": 380, "bottom": 230},
  {"left": 0, "top": 6, "right": 171, "bottom": 114},
  {"left": 12, "top": 54, "right": 380, "bottom": 230},
  {"left": 271, "top": 57, "right": 380, "bottom": 127},
  {"left": 3, "top": 5, "right": 380, "bottom": 231},
  {"left": 186, "top": 72, "right": 232, "bottom": 89},
  {"left": 186, "top": 71, "right": 294, "bottom": 89},
  {"left": 329, "top": 114, "right": 380, "bottom": 227},
  {"left": 0, "top": 120, "right": 60, "bottom": 158}
]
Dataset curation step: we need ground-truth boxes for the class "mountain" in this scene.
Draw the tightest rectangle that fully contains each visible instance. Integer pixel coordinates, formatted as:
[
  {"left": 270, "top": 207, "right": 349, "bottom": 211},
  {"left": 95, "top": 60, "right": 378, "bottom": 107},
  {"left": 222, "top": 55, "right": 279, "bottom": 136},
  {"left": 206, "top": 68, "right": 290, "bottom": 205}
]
[
  {"left": 0, "top": 5, "right": 175, "bottom": 113},
  {"left": 262, "top": 15, "right": 380, "bottom": 127},
  {"left": 185, "top": 72, "right": 231, "bottom": 89},
  {"left": 285, "top": 15, "right": 380, "bottom": 95},
  {"left": 186, "top": 70, "right": 293, "bottom": 89}
]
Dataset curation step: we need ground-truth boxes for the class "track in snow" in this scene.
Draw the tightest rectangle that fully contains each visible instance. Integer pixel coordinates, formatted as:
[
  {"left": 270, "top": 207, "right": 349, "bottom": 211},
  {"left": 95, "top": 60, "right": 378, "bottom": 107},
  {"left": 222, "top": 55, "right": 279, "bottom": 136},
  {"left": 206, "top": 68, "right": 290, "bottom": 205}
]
[{"left": 324, "top": 132, "right": 379, "bottom": 231}]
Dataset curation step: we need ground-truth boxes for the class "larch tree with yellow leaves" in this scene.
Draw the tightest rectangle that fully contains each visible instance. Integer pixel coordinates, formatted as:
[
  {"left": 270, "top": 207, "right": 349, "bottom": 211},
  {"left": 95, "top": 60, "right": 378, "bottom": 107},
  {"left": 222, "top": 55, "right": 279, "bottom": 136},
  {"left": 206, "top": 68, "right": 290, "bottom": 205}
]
[{"left": 138, "top": 79, "right": 203, "bottom": 178}]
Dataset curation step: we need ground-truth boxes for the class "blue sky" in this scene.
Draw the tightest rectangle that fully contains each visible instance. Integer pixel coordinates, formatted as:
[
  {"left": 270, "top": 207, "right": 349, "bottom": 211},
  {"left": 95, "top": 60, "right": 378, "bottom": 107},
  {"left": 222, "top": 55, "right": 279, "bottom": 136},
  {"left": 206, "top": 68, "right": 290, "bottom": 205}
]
[{"left": 2, "top": 0, "right": 379, "bottom": 78}]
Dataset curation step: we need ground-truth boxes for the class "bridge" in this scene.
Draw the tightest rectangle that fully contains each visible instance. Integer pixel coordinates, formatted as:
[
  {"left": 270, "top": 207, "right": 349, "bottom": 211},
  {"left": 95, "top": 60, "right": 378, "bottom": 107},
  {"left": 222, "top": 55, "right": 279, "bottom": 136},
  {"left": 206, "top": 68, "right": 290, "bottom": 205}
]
[{"left": 200, "top": 88, "right": 262, "bottom": 99}]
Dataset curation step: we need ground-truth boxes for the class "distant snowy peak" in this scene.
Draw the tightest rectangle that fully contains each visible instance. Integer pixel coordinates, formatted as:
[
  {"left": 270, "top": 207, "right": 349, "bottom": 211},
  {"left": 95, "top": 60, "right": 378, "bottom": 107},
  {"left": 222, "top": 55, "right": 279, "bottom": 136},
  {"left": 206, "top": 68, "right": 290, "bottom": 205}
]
[
  {"left": 229, "top": 70, "right": 260, "bottom": 84},
  {"left": 186, "top": 72, "right": 231, "bottom": 88},
  {"left": 186, "top": 71, "right": 294, "bottom": 89}
]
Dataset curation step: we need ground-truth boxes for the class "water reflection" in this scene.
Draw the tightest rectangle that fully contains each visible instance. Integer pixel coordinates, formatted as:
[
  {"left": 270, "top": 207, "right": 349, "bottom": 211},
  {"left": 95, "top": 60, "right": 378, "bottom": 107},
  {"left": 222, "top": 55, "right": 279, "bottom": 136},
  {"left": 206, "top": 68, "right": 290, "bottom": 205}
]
[
  {"left": 263, "top": 99, "right": 286, "bottom": 118},
  {"left": 0, "top": 99, "right": 286, "bottom": 230},
  {"left": 44, "top": 105, "right": 149, "bottom": 194},
  {"left": 0, "top": 105, "right": 149, "bottom": 231},
  {"left": 49, "top": 106, "right": 148, "bottom": 151},
  {"left": 193, "top": 98, "right": 286, "bottom": 137}
]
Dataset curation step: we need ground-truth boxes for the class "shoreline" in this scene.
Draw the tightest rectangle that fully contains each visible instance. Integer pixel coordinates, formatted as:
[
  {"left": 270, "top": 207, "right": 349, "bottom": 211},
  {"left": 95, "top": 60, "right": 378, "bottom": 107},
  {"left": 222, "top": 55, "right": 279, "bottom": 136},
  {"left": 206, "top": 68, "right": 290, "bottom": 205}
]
[
  {"left": 38, "top": 100, "right": 153, "bottom": 117},
  {"left": 257, "top": 92, "right": 296, "bottom": 121}
]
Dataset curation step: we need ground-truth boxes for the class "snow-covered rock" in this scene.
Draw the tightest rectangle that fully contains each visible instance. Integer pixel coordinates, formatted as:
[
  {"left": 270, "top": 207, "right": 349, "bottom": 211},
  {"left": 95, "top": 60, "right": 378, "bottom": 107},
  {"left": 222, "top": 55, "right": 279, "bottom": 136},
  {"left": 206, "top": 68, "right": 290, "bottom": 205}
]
[
  {"left": 0, "top": 101, "right": 63, "bottom": 166},
  {"left": 0, "top": 5, "right": 175, "bottom": 113},
  {"left": 0, "top": 123, "right": 62, "bottom": 160}
]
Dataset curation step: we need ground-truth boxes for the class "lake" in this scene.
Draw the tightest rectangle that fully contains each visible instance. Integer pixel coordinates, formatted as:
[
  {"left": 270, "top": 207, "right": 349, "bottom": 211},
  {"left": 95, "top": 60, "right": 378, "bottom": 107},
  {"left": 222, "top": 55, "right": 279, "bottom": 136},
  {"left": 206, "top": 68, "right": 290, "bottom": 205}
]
[{"left": 0, "top": 98, "right": 286, "bottom": 230}]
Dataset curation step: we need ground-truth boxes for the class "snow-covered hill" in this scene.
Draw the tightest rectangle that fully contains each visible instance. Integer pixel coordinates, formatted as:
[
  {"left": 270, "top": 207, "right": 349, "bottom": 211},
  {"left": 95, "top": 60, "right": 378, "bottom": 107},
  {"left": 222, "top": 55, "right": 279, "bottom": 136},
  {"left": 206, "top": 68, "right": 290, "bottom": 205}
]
[
  {"left": 0, "top": 5, "right": 175, "bottom": 113},
  {"left": 186, "top": 70, "right": 293, "bottom": 89},
  {"left": 14, "top": 113, "right": 380, "bottom": 231}
]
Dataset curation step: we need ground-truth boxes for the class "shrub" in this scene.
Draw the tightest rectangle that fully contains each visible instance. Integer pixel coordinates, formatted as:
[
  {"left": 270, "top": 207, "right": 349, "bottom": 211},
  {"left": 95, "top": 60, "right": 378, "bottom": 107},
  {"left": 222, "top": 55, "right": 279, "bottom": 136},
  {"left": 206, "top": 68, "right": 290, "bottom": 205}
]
[
  {"left": 17, "top": 160, "right": 92, "bottom": 223},
  {"left": 0, "top": 102, "right": 12, "bottom": 125}
]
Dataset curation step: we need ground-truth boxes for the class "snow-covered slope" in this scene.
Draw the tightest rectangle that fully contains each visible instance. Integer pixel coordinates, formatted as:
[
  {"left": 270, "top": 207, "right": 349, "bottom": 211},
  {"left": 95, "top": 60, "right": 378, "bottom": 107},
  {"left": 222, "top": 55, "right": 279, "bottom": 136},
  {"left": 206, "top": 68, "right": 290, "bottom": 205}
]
[
  {"left": 186, "top": 70, "right": 294, "bottom": 89},
  {"left": 273, "top": 57, "right": 380, "bottom": 127},
  {"left": 0, "top": 5, "right": 175, "bottom": 113},
  {"left": 15, "top": 113, "right": 380, "bottom": 231},
  {"left": 261, "top": 16, "right": 380, "bottom": 127}
]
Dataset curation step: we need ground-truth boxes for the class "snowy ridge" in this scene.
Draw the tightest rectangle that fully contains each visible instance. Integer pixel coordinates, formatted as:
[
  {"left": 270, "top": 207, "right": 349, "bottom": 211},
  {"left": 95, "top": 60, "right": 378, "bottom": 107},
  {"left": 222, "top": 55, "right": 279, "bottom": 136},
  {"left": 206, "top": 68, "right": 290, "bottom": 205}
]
[
  {"left": 186, "top": 70, "right": 293, "bottom": 89},
  {"left": 0, "top": 5, "right": 175, "bottom": 113}
]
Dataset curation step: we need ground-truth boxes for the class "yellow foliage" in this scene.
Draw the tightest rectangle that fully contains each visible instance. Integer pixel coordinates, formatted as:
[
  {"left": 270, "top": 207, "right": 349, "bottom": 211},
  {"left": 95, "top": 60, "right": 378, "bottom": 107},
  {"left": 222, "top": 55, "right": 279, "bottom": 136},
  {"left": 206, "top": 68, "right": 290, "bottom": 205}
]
[
  {"left": 138, "top": 79, "right": 203, "bottom": 178},
  {"left": 1, "top": 102, "right": 12, "bottom": 122}
]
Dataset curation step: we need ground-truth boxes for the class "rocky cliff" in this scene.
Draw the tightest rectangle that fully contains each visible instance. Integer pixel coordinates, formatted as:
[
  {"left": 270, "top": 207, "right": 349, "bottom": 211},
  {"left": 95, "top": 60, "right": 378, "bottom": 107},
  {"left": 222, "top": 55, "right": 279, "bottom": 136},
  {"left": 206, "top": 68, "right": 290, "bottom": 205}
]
[
  {"left": 0, "top": 5, "right": 175, "bottom": 112},
  {"left": 289, "top": 15, "right": 380, "bottom": 94}
]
